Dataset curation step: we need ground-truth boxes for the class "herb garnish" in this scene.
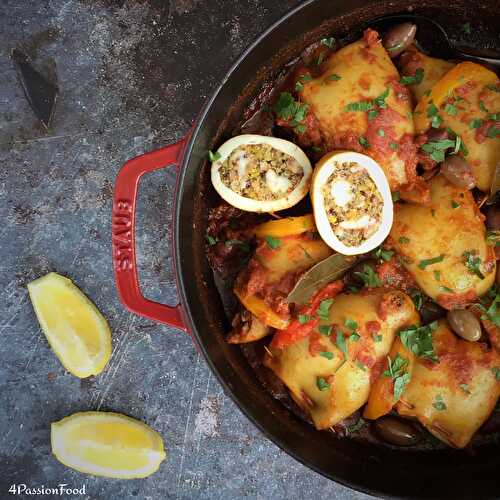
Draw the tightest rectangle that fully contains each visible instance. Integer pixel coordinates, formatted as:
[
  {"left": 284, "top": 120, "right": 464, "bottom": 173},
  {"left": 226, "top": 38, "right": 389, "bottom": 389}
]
[
  {"left": 318, "top": 325, "right": 333, "bottom": 336},
  {"left": 265, "top": 235, "right": 282, "bottom": 249},
  {"left": 328, "top": 74, "right": 341, "bottom": 81},
  {"left": 400, "top": 68, "right": 424, "bottom": 86},
  {"left": 444, "top": 103, "right": 458, "bottom": 116},
  {"left": 359, "top": 136, "right": 370, "bottom": 149},
  {"left": 470, "top": 118, "right": 483, "bottom": 129},
  {"left": 463, "top": 251, "right": 485, "bottom": 279},
  {"left": 317, "top": 377, "right": 331, "bottom": 391},
  {"left": 347, "top": 417, "right": 365, "bottom": 433},
  {"left": 391, "top": 191, "right": 400, "bottom": 201},
  {"left": 451, "top": 200, "right": 460, "bottom": 209},
  {"left": 320, "top": 351, "right": 334, "bottom": 360},
  {"left": 440, "top": 286, "right": 454, "bottom": 293},
  {"left": 295, "top": 81, "right": 304, "bottom": 92},
  {"left": 354, "top": 264, "right": 382, "bottom": 287},
  {"left": 317, "top": 299, "right": 334, "bottom": 321},
  {"left": 344, "top": 319, "right": 358, "bottom": 330},
  {"left": 421, "top": 139, "right": 456, "bottom": 162},
  {"left": 399, "top": 236, "right": 410, "bottom": 244},
  {"left": 399, "top": 321, "right": 439, "bottom": 362},
  {"left": 479, "top": 100, "right": 489, "bottom": 113},
  {"left": 476, "top": 287, "right": 500, "bottom": 327},
  {"left": 459, "top": 383, "right": 471, "bottom": 394},
  {"left": 487, "top": 126, "right": 500, "bottom": 139},
  {"left": 387, "top": 42, "right": 404, "bottom": 53},
  {"left": 321, "top": 37, "right": 335, "bottom": 48},
  {"left": 298, "top": 314, "right": 313, "bottom": 324},
  {"left": 491, "top": 367, "right": 500, "bottom": 381},
  {"left": 206, "top": 234, "right": 217, "bottom": 246},
  {"left": 427, "top": 102, "right": 442, "bottom": 129},
  {"left": 336, "top": 330, "right": 348, "bottom": 360},
  {"left": 273, "top": 92, "right": 309, "bottom": 134},
  {"left": 377, "top": 129, "right": 385, "bottom": 137},
  {"left": 374, "top": 247, "right": 394, "bottom": 262},
  {"left": 418, "top": 255, "right": 444, "bottom": 270},
  {"left": 486, "top": 230, "right": 500, "bottom": 247},
  {"left": 373, "top": 334, "right": 382, "bottom": 342},
  {"left": 383, "top": 354, "right": 411, "bottom": 401},
  {"left": 433, "top": 394, "right": 447, "bottom": 411},
  {"left": 461, "top": 22, "right": 471, "bottom": 34},
  {"left": 433, "top": 270, "right": 441, "bottom": 281},
  {"left": 345, "top": 88, "right": 390, "bottom": 114},
  {"left": 208, "top": 150, "right": 221, "bottom": 162},
  {"left": 350, "top": 333, "right": 361, "bottom": 342},
  {"left": 409, "top": 289, "right": 424, "bottom": 310}
]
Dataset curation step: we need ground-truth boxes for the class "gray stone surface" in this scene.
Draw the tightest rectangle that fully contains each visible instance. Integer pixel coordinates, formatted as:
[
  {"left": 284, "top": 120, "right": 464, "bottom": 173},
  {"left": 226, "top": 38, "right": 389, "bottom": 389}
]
[{"left": 0, "top": 1, "right": 371, "bottom": 499}]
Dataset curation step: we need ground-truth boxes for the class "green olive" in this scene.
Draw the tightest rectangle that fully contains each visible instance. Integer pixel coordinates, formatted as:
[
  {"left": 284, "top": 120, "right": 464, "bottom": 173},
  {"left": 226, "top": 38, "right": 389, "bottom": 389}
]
[{"left": 446, "top": 309, "right": 482, "bottom": 342}]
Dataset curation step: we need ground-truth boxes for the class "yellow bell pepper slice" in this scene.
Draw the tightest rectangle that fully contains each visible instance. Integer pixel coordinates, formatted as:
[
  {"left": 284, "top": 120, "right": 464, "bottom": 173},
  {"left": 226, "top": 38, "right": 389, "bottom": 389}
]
[
  {"left": 234, "top": 288, "right": 290, "bottom": 330},
  {"left": 414, "top": 61, "right": 498, "bottom": 134},
  {"left": 253, "top": 215, "right": 316, "bottom": 238}
]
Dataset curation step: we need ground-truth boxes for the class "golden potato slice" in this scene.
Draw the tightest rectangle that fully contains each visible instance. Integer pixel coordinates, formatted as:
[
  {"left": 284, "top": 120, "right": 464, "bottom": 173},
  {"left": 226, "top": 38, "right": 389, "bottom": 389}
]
[
  {"left": 300, "top": 31, "right": 416, "bottom": 191},
  {"left": 264, "top": 289, "right": 418, "bottom": 429},
  {"left": 399, "top": 46, "right": 454, "bottom": 102},
  {"left": 227, "top": 311, "right": 273, "bottom": 344},
  {"left": 396, "top": 320, "right": 500, "bottom": 448},
  {"left": 389, "top": 174, "right": 495, "bottom": 308},
  {"left": 413, "top": 62, "right": 500, "bottom": 191}
]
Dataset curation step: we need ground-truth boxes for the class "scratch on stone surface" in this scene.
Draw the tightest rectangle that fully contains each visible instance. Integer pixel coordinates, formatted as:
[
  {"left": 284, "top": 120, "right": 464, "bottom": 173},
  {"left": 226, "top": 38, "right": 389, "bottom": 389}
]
[
  {"left": 193, "top": 370, "right": 212, "bottom": 463},
  {"left": 0, "top": 293, "right": 28, "bottom": 334},
  {"left": 175, "top": 351, "right": 200, "bottom": 500}
]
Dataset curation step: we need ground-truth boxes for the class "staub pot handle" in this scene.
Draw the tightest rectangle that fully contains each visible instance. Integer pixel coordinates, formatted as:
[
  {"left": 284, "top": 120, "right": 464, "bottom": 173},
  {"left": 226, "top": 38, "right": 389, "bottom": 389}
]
[{"left": 112, "top": 137, "right": 188, "bottom": 331}]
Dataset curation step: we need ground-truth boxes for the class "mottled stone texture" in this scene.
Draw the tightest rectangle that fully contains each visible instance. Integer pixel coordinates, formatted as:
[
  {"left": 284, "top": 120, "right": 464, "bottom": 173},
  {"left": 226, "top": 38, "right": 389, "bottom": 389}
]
[{"left": 0, "top": 1, "right": 369, "bottom": 498}]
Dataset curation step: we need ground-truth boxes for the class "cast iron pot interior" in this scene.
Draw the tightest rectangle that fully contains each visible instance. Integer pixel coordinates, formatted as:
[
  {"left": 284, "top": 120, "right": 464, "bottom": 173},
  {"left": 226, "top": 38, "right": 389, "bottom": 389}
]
[{"left": 174, "top": 0, "right": 500, "bottom": 497}]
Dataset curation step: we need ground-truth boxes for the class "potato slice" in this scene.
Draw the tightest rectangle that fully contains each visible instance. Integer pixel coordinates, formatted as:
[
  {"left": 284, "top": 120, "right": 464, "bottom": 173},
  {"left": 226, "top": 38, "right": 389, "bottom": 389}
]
[
  {"left": 399, "top": 46, "right": 454, "bottom": 102},
  {"left": 413, "top": 62, "right": 500, "bottom": 191},
  {"left": 227, "top": 311, "right": 272, "bottom": 344},
  {"left": 389, "top": 174, "right": 495, "bottom": 308},
  {"left": 396, "top": 320, "right": 500, "bottom": 448},
  {"left": 264, "top": 289, "right": 418, "bottom": 429},
  {"left": 300, "top": 31, "right": 416, "bottom": 191}
]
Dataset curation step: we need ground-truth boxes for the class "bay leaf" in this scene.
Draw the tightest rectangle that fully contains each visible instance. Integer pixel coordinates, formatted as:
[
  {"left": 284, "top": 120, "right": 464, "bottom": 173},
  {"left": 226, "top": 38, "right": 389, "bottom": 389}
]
[{"left": 287, "top": 253, "right": 357, "bottom": 305}]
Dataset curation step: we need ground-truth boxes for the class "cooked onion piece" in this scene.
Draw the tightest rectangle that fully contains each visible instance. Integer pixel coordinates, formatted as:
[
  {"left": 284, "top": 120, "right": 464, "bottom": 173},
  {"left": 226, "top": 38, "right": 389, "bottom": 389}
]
[
  {"left": 311, "top": 151, "right": 393, "bottom": 255},
  {"left": 210, "top": 135, "right": 312, "bottom": 212}
]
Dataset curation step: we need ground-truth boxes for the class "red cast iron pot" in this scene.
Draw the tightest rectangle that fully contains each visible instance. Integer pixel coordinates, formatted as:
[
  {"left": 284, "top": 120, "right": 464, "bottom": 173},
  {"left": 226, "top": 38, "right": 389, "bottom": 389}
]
[{"left": 112, "top": 0, "right": 500, "bottom": 497}]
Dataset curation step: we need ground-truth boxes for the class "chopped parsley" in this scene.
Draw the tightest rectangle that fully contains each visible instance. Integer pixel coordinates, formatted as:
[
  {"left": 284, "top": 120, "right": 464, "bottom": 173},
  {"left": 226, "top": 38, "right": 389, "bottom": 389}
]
[
  {"left": 368, "top": 109, "right": 379, "bottom": 121},
  {"left": 387, "top": 42, "right": 404, "bottom": 53},
  {"left": 359, "top": 136, "right": 370, "bottom": 148},
  {"left": 463, "top": 251, "right": 485, "bottom": 279},
  {"left": 295, "top": 81, "right": 304, "bottom": 92},
  {"left": 345, "top": 101, "right": 374, "bottom": 112},
  {"left": 208, "top": 150, "right": 221, "bottom": 162},
  {"left": 206, "top": 234, "right": 217, "bottom": 246},
  {"left": 427, "top": 102, "right": 442, "bottom": 129},
  {"left": 317, "top": 377, "right": 331, "bottom": 391},
  {"left": 350, "top": 333, "right": 361, "bottom": 342},
  {"left": 409, "top": 289, "right": 424, "bottom": 310},
  {"left": 336, "top": 330, "right": 348, "bottom": 359},
  {"left": 479, "top": 100, "right": 489, "bottom": 113},
  {"left": 344, "top": 318, "right": 358, "bottom": 330},
  {"left": 328, "top": 73, "right": 341, "bottom": 81},
  {"left": 300, "top": 74, "right": 313, "bottom": 82},
  {"left": 390, "top": 142, "right": 399, "bottom": 150},
  {"left": 459, "top": 383, "right": 471, "bottom": 394},
  {"left": 433, "top": 270, "right": 441, "bottom": 281},
  {"left": 354, "top": 264, "right": 382, "bottom": 288},
  {"left": 476, "top": 287, "right": 500, "bottom": 327},
  {"left": 374, "top": 247, "right": 394, "bottom": 262},
  {"left": 487, "top": 126, "right": 500, "bottom": 138},
  {"left": 320, "top": 351, "right": 334, "bottom": 360},
  {"left": 399, "top": 236, "right": 410, "bottom": 244},
  {"left": 487, "top": 84, "right": 500, "bottom": 93},
  {"left": 399, "top": 321, "right": 439, "bottom": 362},
  {"left": 373, "top": 334, "right": 382, "bottom": 342},
  {"left": 470, "top": 119, "right": 483, "bottom": 129},
  {"left": 451, "top": 200, "right": 460, "bottom": 209},
  {"left": 418, "top": 255, "right": 444, "bottom": 270},
  {"left": 383, "top": 353, "right": 411, "bottom": 401},
  {"left": 273, "top": 92, "right": 309, "bottom": 134},
  {"left": 433, "top": 394, "right": 447, "bottom": 411},
  {"left": 265, "top": 235, "right": 282, "bottom": 249},
  {"left": 347, "top": 417, "right": 365, "bottom": 433},
  {"left": 440, "top": 286, "right": 454, "bottom": 293},
  {"left": 317, "top": 299, "right": 334, "bottom": 321},
  {"left": 491, "top": 367, "right": 500, "bottom": 381},
  {"left": 321, "top": 37, "right": 335, "bottom": 48},
  {"left": 444, "top": 103, "right": 458, "bottom": 116},
  {"left": 391, "top": 191, "right": 400, "bottom": 201},
  {"left": 373, "top": 88, "right": 390, "bottom": 108},
  {"left": 377, "top": 129, "right": 385, "bottom": 137},
  {"left": 486, "top": 230, "right": 500, "bottom": 247},
  {"left": 298, "top": 314, "right": 313, "bottom": 324},
  {"left": 316, "top": 52, "right": 326, "bottom": 66},
  {"left": 318, "top": 325, "right": 333, "bottom": 336},
  {"left": 400, "top": 68, "right": 424, "bottom": 86},
  {"left": 421, "top": 139, "right": 456, "bottom": 162}
]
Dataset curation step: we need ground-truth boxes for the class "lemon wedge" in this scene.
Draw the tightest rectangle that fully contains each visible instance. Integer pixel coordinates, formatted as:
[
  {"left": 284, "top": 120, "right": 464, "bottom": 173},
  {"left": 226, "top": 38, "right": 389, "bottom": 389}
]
[
  {"left": 51, "top": 411, "right": 166, "bottom": 478},
  {"left": 28, "top": 272, "right": 112, "bottom": 378}
]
